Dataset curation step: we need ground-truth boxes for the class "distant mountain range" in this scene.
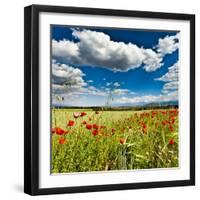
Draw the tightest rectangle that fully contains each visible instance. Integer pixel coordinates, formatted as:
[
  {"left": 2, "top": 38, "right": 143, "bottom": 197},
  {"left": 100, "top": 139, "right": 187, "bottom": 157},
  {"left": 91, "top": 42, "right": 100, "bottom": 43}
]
[
  {"left": 144, "top": 101, "right": 178, "bottom": 107},
  {"left": 111, "top": 100, "right": 178, "bottom": 107},
  {"left": 53, "top": 101, "right": 178, "bottom": 109}
]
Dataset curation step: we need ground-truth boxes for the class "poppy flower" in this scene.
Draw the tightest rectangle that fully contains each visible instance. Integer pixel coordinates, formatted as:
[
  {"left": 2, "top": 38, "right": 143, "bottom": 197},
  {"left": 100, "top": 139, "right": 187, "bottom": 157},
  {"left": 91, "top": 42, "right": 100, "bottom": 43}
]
[
  {"left": 58, "top": 138, "right": 66, "bottom": 145},
  {"left": 82, "top": 120, "right": 87, "bottom": 125},
  {"left": 119, "top": 138, "right": 126, "bottom": 145},
  {"left": 143, "top": 124, "right": 147, "bottom": 129},
  {"left": 169, "top": 125, "right": 174, "bottom": 132},
  {"left": 93, "top": 124, "right": 99, "bottom": 129},
  {"left": 55, "top": 127, "right": 65, "bottom": 135},
  {"left": 86, "top": 124, "right": 92, "bottom": 130},
  {"left": 80, "top": 112, "right": 87, "bottom": 117},
  {"left": 152, "top": 111, "right": 157, "bottom": 116},
  {"left": 170, "top": 110, "right": 178, "bottom": 116},
  {"left": 142, "top": 124, "right": 147, "bottom": 133},
  {"left": 68, "top": 120, "right": 75, "bottom": 127},
  {"left": 168, "top": 139, "right": 175, "bottom": 145},
  {"left": 171, "top": 117, "right": 175, "bottom": 124},
  {"left": 111, "top": 128, "right": 116, "bottom": 133},
  {"left": 92, "top": 129, "right": 99, "bottom": 136},
  {"left": 73, "top": 112, "right": 80, "bottom": 119},
  {"left": 95, "top": 111, "right": 99, "bottom": 114}
]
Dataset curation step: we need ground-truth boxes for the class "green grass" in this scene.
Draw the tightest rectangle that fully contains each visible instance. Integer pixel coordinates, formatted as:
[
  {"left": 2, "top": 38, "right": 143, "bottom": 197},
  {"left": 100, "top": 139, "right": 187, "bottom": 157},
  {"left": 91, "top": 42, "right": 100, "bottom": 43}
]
[{"left": 51, "top": 108, "right": 179, "bottom": 173}]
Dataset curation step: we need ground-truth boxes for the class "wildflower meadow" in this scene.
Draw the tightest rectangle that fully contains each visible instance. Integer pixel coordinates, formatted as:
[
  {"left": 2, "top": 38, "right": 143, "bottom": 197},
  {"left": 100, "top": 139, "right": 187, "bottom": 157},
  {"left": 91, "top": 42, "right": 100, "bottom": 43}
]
[{"left": 51, "top": 108, "right": 179, "bottom": 173}]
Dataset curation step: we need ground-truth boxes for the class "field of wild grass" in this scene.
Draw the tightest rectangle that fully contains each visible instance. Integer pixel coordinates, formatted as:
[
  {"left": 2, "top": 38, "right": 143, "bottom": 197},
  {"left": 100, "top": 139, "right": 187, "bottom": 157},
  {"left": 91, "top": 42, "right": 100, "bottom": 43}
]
[{"left": 51, "top": 108, "right": 179, "bottom": 173}]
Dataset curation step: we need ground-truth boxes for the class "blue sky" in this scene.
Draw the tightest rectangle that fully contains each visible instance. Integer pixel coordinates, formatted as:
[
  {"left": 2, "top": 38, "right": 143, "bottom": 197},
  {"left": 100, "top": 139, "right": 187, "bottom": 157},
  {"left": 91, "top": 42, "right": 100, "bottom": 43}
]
[{"left": 51, "top": 26, "right": 179, "bottom": 107}]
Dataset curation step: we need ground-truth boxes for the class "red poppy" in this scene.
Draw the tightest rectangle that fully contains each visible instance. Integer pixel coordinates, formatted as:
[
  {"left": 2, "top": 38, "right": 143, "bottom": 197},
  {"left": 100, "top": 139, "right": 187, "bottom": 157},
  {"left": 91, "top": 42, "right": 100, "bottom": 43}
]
[
  {"left": 82, "top": 120, "right": 87, "bottom": 125},
  {"left": 95, "top": 111, "right": 99, "bottom": 114},
  {"left": 58, "top": 138, "right": 66, "bottom": 145},
  {"left": 55, "top": 127, "right": 65, "bottom": 135},
  {"left": 119, "top": 138, "right": 126, "bottom": 145},
  {"left": 68, "top": 120, "right": 75, "bottom": 127},
  {"left": 170, "top": 110, "right": 178, "bottom": 116},
  {"left": 171, "top": 117, "right": 175, "bottom": 124},
  {"left": 86, "top": 124, "right": 92, "bottom": 130},
  {"left": 80, "top": 112, "right": 87, "bottom": 117},
  {"left": 168, "top": 139, "right": 175, "bottom": 145},
  {"left": 152, "top": 111, "right": 157, "bottom": 116},
  {"left": 169, "top": 125, "right": 174, "bottom": 132},
  {"left": 93, "top": 124, "right": 99, "bottom": 129},
  {"left": 143, "top": 124, "right": 147, "bottom": 129},
  {"left": 73, "top": 112, "right": 80, "bottom": 119},
  {"left": 92, "top": 129, "right": 99, "bottom": 136},
  {"left": 161, "top": 111, "right": 167, "bottom": 115},
  {"left": 142, "top": 124, "right": 147, "bottom": 133},
  {"left": 111, "top": 128, "right": 116, "bottom": 133}
]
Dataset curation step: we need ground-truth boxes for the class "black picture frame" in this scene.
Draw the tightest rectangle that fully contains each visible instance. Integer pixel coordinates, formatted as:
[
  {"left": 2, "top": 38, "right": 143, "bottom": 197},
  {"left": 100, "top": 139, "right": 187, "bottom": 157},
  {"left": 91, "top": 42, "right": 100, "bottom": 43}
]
[{"left": 24, "top": 4, "right": 195, "bottom": 196}]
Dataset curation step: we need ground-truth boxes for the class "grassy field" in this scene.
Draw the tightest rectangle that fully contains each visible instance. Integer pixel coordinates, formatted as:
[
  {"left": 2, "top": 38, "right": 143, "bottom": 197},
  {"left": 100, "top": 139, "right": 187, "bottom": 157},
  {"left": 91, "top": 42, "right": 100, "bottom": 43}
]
[{"left": 51, "top": 108, "right": 179, "bottom": 173}]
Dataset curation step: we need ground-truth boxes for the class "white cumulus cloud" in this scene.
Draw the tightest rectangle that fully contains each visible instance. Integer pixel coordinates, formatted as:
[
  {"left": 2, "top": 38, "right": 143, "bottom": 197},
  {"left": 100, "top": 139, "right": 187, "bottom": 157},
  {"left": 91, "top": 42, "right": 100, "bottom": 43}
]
[
  {"left": 52, "top": 61, "right": 135, "bottom": 99},
  {"left": 52, "top": 39, "right": 80, "bottom": 63},
  {"left": 156, "top": 33, "right": 179, "bottom": 55},
  {"left": 114, "top": 90, "right": 178, "bottom": 104},
  {"left": 142, "top": 49, "right": 163, "bottom": 72},
  {"left": 52, "top": 60, "right": 87, "bottom": 95},
  {"left": 155, "top": 61, "right": 179, "bottom": 95},
  {"left": 113, "top": 82, "right": 120, "bottom": 87},
  {"left": 155, "top": 62, "right": 179, "bottom": 82},
  {"left": 163, "top": 81, "right": 178, "bottom": 91},
  {"left": 52, "top": 29, "right": 179, "bottom": 73}
]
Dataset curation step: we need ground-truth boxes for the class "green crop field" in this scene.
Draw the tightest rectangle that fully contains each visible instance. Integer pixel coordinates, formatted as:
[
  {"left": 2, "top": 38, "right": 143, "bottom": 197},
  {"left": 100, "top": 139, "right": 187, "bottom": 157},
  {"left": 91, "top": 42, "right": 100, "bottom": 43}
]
[{"left": 51, "top": 108, "right": 179, "bottom": 174}]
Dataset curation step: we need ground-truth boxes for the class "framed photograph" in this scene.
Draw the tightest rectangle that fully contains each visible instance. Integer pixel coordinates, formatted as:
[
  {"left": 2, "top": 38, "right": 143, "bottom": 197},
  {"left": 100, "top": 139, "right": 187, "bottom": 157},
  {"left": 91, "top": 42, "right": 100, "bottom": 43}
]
[{"left": 24, "top": 4, "right": 195, "bottom": 195}]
